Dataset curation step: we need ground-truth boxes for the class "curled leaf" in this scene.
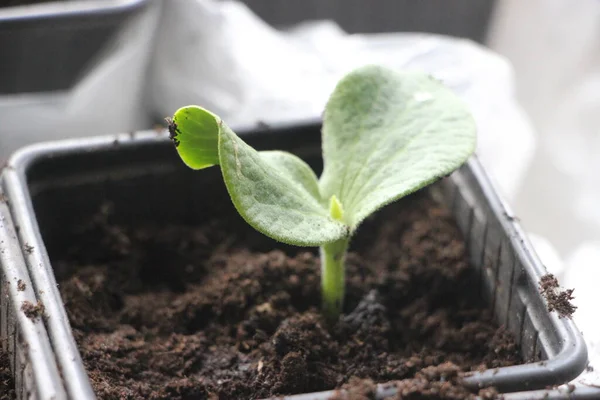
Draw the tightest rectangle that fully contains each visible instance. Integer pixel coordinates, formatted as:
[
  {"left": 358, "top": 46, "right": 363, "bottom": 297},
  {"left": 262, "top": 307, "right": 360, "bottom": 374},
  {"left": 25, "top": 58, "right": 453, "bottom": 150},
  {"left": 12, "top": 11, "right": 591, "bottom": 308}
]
[{"left": 169, "top": 106, "right": 348, "bottom": 246}]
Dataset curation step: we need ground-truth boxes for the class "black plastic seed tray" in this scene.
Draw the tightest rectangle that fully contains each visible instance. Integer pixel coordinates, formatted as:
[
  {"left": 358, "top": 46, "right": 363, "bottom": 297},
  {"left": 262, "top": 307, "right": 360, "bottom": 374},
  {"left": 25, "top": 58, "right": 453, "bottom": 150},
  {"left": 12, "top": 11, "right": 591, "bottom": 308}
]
[
  {"left": 0, "top": 0, "right": 150, "bottom": 94},
  {"left": 1, "top": 122, "right": 588, "bottom": 399}
]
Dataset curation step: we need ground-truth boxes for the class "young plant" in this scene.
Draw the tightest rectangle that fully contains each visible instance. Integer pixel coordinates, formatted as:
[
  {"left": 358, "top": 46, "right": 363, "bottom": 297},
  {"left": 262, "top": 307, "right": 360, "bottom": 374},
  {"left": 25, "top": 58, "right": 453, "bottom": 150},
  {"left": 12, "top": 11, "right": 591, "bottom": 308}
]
[{"left": 166, "top": 65, "right": 476, "bottom": 321}]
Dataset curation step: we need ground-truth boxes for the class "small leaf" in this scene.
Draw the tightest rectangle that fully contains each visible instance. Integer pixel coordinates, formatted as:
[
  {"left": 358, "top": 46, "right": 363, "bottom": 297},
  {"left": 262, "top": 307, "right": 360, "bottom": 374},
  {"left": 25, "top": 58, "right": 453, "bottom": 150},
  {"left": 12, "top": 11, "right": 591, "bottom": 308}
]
[
  {"left": 170, "top": 106, "right": 348, "bottom": 246},
  {"left": 319, "top": 65, "right": 476, "bottom": 230},
  {"left": 168, "top": 106, "right": 220, "bottom": 170},
  {"left": 329, "top": 195, "right": 344, "bottom": 222}
]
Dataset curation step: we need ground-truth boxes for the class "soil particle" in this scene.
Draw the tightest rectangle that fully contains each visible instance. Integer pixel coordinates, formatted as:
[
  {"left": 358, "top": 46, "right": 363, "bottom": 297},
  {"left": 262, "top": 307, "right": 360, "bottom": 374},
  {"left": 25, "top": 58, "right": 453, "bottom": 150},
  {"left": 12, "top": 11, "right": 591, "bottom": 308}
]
[
  {"left": 539, "top": 274, "right": 576, "bottom": 318},
  {"left": 21, "top": 300, "right": 44, "bottom": 321},
  {"left": 17, "top": 279, "right": 25, "bottom": 291},
  {"left": 166, "top": 117, "right": 180, "bottom": 147},
  {"left": 330, "top": 377, "right": 377, "bottom": 399},
  {"left": 23, "top": 243, "right": 34, "bottom": 254},
  {"left": 0, "top": 193, "right": 7, "bottom": 204},
  {"left": 54, "top": 191, "right": 521, "bottom": 399},
  {"left": 586, "top": 364, "right": 594, "bottom": 372},
  {"left": 0, "top": 351, "right": 15, "bottom": 400}
]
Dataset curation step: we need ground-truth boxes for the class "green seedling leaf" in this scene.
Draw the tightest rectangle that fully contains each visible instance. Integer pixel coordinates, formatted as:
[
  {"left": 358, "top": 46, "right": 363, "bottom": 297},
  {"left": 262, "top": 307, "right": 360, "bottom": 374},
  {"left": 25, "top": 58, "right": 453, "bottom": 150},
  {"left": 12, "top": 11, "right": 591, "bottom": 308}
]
[
  {"left": 167, "top": 64, "right": 476, "bottom": 320},
  {"left": 168, "top": 106, "right": 348, "bottom": 246},
  {"left": 167, "top": 106, "right": 220, "bottom": 169},
  {"left": 320, "top": 65, "right": 477, "bottom": 230}
]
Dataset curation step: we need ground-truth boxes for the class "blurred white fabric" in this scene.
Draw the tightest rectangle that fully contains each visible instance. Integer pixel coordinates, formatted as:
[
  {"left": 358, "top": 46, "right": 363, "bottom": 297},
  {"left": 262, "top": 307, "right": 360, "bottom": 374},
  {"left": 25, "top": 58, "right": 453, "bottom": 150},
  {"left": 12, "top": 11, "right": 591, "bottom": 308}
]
[
  {"left": 563, "top": 243, "right": 600, "bottom": 386},
  {"left": 150, "top": 0, "right": 535, "bottom": 203},
  {"left": 489, "top": 0, "right": 600, "bottom": 259},
  {"left": 0, "top": 0, "right": 160, "bottom": 162},
  {"left": 488, "top": 0, "right": 600, "bottom": 386}
]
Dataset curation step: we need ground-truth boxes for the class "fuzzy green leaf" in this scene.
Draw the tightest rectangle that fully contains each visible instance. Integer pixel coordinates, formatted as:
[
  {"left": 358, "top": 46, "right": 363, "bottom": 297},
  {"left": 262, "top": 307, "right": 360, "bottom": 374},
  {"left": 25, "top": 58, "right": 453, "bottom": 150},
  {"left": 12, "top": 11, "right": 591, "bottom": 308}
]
[
  {"left": 259, "top": 151, "right": 323, "bottom": 203},
  {"left": 319, "top": 65, "right": 477, "bottom": 230},
  {"left": 169, "top": 106, "right": 348, "bottom": 246}
]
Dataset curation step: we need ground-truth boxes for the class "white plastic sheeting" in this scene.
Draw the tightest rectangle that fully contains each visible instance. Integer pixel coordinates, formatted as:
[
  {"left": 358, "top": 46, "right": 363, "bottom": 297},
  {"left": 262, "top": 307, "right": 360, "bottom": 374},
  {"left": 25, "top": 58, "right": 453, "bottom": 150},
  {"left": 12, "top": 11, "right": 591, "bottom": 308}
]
[{"left": 149, "top": 0, "right": 535, "bottom": 203}]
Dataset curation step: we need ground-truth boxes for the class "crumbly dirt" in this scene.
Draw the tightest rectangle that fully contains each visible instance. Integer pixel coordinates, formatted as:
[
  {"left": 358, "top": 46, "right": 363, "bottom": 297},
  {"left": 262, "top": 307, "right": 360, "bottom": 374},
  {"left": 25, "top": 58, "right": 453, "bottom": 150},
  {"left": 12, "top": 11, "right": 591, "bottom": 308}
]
[
  {"left": 330, "top": 376, "right": 377, "bottom": 399},
  {"left": 23, "top": 243, "right": 34, "bottom": 254},
  {"left": 21, "top": 300, "right": 45, "bottom": 321},
  {"left": 393, "top": 363, "right": 501, "bottom": 400},
  {"left": 54, "top": 191, "right": 521, "bottom": 399},
  {"left": 539, "top": 274, "right": 576, "bottom": 318},
  {"left": 331, "top": 364, "right": 501, "bottom": 400},
  {"left": 17, "top": 280, "right": 26, "bottom": 292},
  {"left": 0, "top": 351, "right": 15, "bottom": 400}
]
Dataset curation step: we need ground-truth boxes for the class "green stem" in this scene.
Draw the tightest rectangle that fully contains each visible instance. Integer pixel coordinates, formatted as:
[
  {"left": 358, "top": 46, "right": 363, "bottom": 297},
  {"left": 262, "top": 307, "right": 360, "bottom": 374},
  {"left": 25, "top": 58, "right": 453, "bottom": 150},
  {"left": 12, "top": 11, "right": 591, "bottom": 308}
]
[{"left": 320, "top": 236, "right": 350, "bottom": 322}]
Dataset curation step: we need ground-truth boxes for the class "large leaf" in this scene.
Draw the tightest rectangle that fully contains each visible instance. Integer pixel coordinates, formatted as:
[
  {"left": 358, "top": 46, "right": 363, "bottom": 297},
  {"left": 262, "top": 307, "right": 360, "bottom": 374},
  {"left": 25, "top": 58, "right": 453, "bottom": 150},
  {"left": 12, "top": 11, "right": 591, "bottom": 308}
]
[
  {"left": 169, "top": 106, "right": 348, "bottom": 246},
  {"left": 319, "top": 65, "right": 477, "bottom": 230}
]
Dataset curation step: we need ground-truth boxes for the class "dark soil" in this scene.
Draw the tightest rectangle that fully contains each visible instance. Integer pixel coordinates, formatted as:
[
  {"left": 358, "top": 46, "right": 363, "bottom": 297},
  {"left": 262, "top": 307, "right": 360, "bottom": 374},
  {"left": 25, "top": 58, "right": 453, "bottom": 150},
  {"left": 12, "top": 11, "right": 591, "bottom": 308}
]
[
  {"left": 21, "top": 300, "right": 45, "bottom": 321},
  {"left": 55, "top": 191, "right": 521, "bottom": 399},
  {"left": 17, "top": 280, "right": 26, "bottom": 292},
  {"left": 539, "top": 274, "right": 576, "bottom": 318},
  {"left": 333, "top": 364, "right": 500, "bottom": 400},
  {"left": 331, "top": 376, "right": 377, "bottom": 399},
  {"left": 0, "top": 351, "right": 15, "bottom": 400}
]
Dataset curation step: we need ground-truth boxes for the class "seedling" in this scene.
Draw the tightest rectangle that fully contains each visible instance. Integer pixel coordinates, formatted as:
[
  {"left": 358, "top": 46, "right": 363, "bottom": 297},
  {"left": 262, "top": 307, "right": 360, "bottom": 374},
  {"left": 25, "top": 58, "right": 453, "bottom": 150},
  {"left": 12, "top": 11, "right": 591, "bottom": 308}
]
[{"left": 166, "top": 65, "right": 476, "bottom": 321}]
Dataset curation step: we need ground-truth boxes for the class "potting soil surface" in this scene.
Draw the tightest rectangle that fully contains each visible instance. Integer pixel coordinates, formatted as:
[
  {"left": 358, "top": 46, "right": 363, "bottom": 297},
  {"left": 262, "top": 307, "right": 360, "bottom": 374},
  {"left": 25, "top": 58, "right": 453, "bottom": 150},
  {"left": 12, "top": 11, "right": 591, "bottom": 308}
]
[{"left": 54, "top": 190, "right": 521, "bottom": 399}]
